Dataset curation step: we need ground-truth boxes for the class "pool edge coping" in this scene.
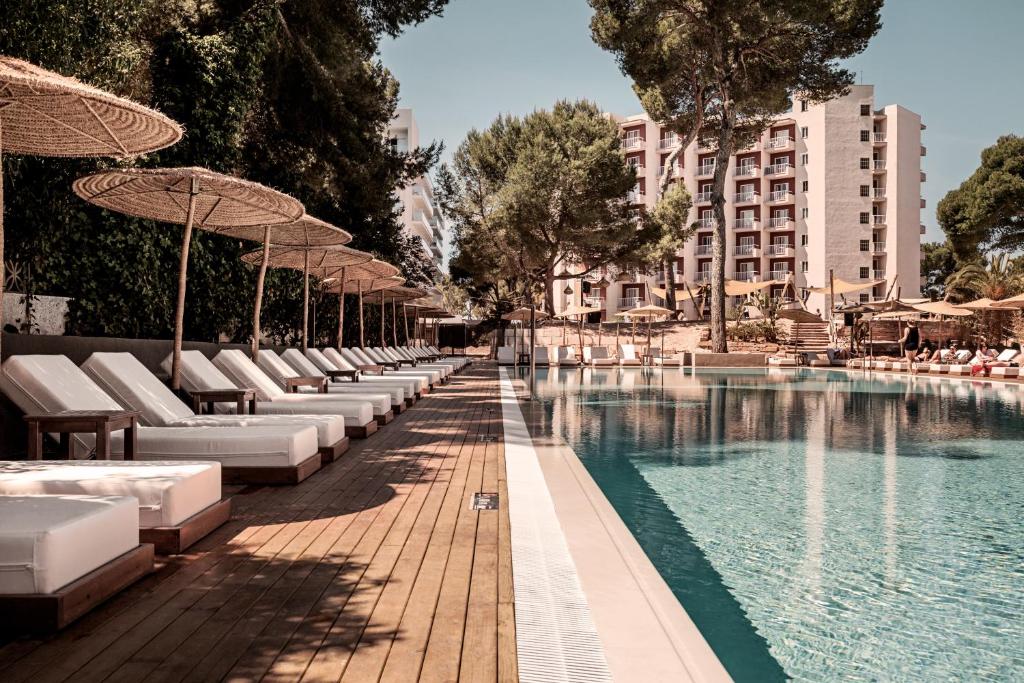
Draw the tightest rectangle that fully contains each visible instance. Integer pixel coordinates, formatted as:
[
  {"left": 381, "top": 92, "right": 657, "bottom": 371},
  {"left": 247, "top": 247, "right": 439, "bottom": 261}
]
[{"left": 501, "top": 368, "right": 733, "bottom": 683}]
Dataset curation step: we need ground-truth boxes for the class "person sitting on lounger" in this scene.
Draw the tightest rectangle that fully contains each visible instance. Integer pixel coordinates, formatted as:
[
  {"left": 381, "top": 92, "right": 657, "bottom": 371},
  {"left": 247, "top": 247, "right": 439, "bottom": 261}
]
[
  {"left": 970, "top": 340, "right": 998, "bottom": 376},
  {"left": 913, "top": 341, "right": 933, "bottom": 363}
]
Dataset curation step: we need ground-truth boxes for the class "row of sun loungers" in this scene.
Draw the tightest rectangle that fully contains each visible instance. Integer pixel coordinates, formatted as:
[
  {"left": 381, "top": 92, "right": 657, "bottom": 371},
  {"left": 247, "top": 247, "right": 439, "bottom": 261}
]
[
  {"left": 0, "top": 344, "right": 467, "bottom": 632},
  {"left": 848, "top": 349, "right": 1021, "bottom": 377},
  {"left": 498, "top": 344, "right": 684, "bottom": 367}
]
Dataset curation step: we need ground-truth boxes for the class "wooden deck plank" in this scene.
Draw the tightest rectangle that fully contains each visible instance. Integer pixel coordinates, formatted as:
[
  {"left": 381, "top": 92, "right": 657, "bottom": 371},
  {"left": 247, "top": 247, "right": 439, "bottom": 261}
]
[{"left": 0, "top": 362, "right": 514, "bottom": 683}]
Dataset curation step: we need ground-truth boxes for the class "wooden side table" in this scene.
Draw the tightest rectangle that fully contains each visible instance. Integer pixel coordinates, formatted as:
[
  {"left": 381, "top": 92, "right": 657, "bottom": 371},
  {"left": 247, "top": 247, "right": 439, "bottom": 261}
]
[
  {"left": 323, "top": 369, "right": 359, "bottom": 382},
  {"left": 190, "top": 388, "right": 257, "bottom": 415},
  {"left": 285, "top": 376, "right": 328, "bottom": 393},
  {"left": 356, "top": 364, "right": 385, "bottom": 375},
  {"left": 24, "top": 410, "right": 141, "bottom": 461}
]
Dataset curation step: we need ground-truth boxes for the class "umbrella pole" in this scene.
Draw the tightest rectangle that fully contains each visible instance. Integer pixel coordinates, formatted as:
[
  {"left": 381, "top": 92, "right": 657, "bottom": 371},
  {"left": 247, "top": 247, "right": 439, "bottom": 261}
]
[
  {"left": 251, "top": 226, "right": 272, "bottom": 360},
  {"left": 358, "top": 280, "right": 365, "bottom": 348},
  {"left": 402, "top": 302, "right": 409, "bottom": 346},
  {"left": 530, "top": 304, "right": 536, "bottom": 397},
  {"left": 171, "top": 180, "right": 200, "bottom": 390},
  {"left": 380, "top": 295, "right": 385, "bottom": 347},
  {"left": 336, "top": 267, "right": 346, "bottom": 350},
  {"left": 302, "top": 250, "right": 310, "bottom": 351},
  {"left": 391, "top": 299, "right": 399, "bottom": 347}
]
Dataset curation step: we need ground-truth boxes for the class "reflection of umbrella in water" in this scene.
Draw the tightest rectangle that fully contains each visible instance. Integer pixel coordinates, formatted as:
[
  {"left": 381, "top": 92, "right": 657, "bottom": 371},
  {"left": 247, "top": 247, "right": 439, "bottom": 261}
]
[
  {"left": 323, "top": 262, "right": 402, "bottom": 348},
  {"left": 74, "top": 167, "right": 304, "bottom": 388},
  {"left": 0, "top": 56, "right": 183, "bottom": 356},
  {"left": 241, "top": 234, "right": 369, "bottom": 355}
]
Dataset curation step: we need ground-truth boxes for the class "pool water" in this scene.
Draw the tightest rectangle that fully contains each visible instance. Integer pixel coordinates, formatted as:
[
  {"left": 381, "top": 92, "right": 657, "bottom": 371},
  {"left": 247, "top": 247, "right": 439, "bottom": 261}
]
[{"left": 529, "top": 368, "right": 1024, "bottom": 682}]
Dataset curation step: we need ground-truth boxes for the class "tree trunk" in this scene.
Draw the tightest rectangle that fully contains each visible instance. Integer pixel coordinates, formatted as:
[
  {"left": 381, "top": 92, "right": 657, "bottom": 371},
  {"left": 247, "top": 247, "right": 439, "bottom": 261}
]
[
  {"left": 544, "top": 267, "right": 555, "bottom": 313},
  {"left": 710, "top": 114, "right": 736, "bottom": 353},
  {"left": 251, "top": 226, "right": 272, "bottom": 360},
  {"left": 662, "top": 258, "right": 677, "bottom": 314}
]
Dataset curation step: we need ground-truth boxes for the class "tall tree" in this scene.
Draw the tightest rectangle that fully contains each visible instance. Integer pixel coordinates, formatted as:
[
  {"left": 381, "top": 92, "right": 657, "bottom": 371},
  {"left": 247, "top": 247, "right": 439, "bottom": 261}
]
[
  {"left": 441, "top": 101, "right": 667, "bottom": 312},
  {"left": 937, "top": 135, "right": 1024, "bottom": 261},
  {"left": 590, "top": 0, "right": 883, "bottom": 352},
  {"left": 632, "top": 182, "right": 694, "bottom": 315},
  {"left": 920, "top": 241, "right": 957, "bottom": 300}
]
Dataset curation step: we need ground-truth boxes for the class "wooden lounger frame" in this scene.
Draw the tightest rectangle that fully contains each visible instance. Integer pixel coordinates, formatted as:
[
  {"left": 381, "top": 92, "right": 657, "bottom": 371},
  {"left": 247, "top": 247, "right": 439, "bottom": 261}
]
[
  {"left": 142, "top": 499, "right": 232, "bottom": 555},
  {"left": 317, "top": 436, "right": 350, "bottom": 465},
  {"left": 346, "top": 419, "right": 378, "bottom": 439},
  {"left": 375, "top": 409, "right": 395, "bottom": 427},
  {"left": 221, "top": 452, "right": 322, "bottom": 486},
  {"left": 0, "top": 544, "right": 155, "bottom": 632}
]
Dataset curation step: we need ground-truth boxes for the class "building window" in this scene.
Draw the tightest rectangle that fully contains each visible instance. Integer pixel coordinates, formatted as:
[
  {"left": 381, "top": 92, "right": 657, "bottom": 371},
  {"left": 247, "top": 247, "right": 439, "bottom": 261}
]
[
  {"left": 860, "top": 104, "right": 871, "bottom": 116},
  {"left": 860, "top": 293, "right": 870, "bottom": 303},
  {"left": 860, "top": 185, "right": 870, "bottom": 197},
  {"left": 860, "top": 157, "right": 870, "bottom": 170},
  {"left": 801, "top": 261, "right": 808, "bottom": 273},
  {"left": 800, "top": 235, "right": 808, "bottom": 246},
  {"left": 800, "top": 100, "right": 808, "bottom": 112},
  {"left": 800, "top": 126, "right": 809, "bottom": 139},
  {"left": 860, "top": 240, "right": 870, "bottom": 251},
  {"left": 801, "top": 180, "right": 809, "bottom": 192},
  {"left": 860, "top": 212, "right": 870, "bottom": 224},
  {"left": 859, "top": 267, "right": 870, "bottom": 279},
  {"left": 800, "top": 153, "right": 809, "bottom": 165},
  {"left": 801, "top": 207, "right": 809, "bottom": 218},
  {"left": 860, "top": 130, "right": 870, "bottom": 142}
]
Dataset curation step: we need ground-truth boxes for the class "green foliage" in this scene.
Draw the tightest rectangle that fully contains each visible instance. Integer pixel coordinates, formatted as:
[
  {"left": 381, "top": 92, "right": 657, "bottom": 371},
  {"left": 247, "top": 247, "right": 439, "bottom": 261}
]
[
  {"left": 920, "top": 242, "right": 958, "bottom": 300},
  {"left": 442, "top": 100, "right": 660, "bottom": 312},
  {"left": 589, "top": 0, "right": 883, "bottom": 352},
  {"left": 937, "top": 135, "right": 1024, "bottom": 261},
  {"left": 946, "top": 252, "right": 1022, "bottom": 302},
  {"left": 748, "top": 291, "right": 781, "bottom": 342},
  {"left": 0, "top": 0, "right": 446, "bottom": 342}
]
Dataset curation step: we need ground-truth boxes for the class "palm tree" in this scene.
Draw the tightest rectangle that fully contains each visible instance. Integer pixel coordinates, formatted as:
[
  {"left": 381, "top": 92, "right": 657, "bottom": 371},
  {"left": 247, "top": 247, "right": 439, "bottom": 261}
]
[{"left": 946, "top": 253, "right": 1023, "bottom": 343}]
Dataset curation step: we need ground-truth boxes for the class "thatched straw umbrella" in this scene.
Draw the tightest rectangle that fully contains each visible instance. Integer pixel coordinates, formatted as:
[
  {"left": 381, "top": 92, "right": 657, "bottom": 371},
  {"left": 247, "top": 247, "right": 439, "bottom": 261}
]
[
  {"left": 0, "top": 56, "right": 182, "bottom": 358},
  {"left": 323, "top": 261, "right": 402, "bottom": 347},
  {"left": 559, "top": 303, "right": 602, "bottom": 352},
  {"left": 73, "top": 167, "right": 303, "bottom": 388},
  {"left": 363, "top": 286, "right": 426, "bottom": 347},
  {"left": 241, "top": 240, "right": 370, "bottom": 355}
]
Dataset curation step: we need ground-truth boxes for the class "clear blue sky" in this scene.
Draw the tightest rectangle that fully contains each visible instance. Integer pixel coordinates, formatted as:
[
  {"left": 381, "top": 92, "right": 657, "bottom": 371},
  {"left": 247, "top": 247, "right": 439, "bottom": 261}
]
[{"left": 380, "top": 0, "right": 1024, "bottom": 243}]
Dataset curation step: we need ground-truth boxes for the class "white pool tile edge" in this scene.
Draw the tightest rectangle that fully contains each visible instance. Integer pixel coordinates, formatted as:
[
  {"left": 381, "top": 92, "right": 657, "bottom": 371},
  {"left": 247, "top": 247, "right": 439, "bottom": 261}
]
[{"left": 500, "top": 369, "right": 733, "bottom": 683}]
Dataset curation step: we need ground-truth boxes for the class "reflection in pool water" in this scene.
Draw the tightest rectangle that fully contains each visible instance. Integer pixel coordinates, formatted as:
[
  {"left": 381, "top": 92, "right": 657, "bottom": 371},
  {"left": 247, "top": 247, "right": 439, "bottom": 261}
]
[{"left": 529, "top": 368, "right": 1024, "bottom": 682}]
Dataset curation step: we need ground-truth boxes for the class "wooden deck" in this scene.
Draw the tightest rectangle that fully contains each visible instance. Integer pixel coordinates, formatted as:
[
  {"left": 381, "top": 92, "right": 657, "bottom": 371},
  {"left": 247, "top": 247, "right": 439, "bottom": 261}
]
[{"left": 0, "top": 362, "right": 517, "bottom": 682}]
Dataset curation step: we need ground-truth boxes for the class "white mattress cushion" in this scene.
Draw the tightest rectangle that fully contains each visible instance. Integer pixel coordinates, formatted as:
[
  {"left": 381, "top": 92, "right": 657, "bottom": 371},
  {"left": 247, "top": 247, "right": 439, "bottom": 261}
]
[
  {"left": 163, "top": 350, "right": 239, "bottom": 393},
  {"left": 0, "top": 461, "right": 220, "bottom": 528},
  {"left": 269, "top": 390, "right": 386, "bottom": 416},
  {"left": 110, "top": 425, "right": 319, "bottom": 468},
  {"left": 0, "top": 495, "right": 139, "bottom": 594},
  {"left": 81, "top": 352, "right": 195, "bottom": 427},
  {"left": 320, "top": 384, "right": 402, "bottom": 406},
  {"left": 171, "top": 414, "right": 346, "bottom": 449},
  {"left": 256, "top": 350, "right": 303, "bottom": 389},
  {"left": 322, "top": 348, "right": 357, "bottom": 371},
  {"left": 282, "top": 348, "right": 326, "bottom": 377},
  {"left": 213, "top": 350, "right": 286, "bottom": 401},
  {"left": 316, "top": 349, "right": 424, "bottom": 393},
  {"left": 242, "top": 399, "right": 372, "bottom": 425}
]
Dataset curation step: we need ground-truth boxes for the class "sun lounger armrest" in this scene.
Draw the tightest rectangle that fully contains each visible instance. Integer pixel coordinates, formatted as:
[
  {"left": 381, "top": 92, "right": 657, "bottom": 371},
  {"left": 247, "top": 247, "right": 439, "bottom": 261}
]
[
  {"left": 323, "top": 369, "right": 360, "bottom": 382},
  {"left": 396, "top": 358, "right": 417, "bottom": 367},
  {"left": 357, "top": 364, "right": 385, "bottom": 375},
  {"left": 189, "top": 388, "right": 258, "bottom": 414},
  {"left": 285, "top": 376, "right": 328, "bottom": 393}
]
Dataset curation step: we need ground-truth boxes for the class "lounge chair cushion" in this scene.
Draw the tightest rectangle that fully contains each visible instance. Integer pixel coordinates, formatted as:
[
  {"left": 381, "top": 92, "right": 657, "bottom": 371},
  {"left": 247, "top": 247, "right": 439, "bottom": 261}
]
[
  {"left": 996, "top": 349, "right": 1019, "bottom": 363},
  {"left": 164, "top": 350, "right": 238, "bottom": 394},
  {"left": 321, "top": 349, "right": 427, "bottom": 393},
  {"left": 213, "top": 349, "right": 287, "bottom": 400},
  {"left": 990, "top": 366, "right": 1020, "bottom": 378},
  {"left": 0, "top": 461, "right": 220, "bottom": 528},
  {"left": 0, "top": 495, "right": 138, "bottom": 594},
  {"left": 279, "top": 349, "right": 405, "bottom": 405}
]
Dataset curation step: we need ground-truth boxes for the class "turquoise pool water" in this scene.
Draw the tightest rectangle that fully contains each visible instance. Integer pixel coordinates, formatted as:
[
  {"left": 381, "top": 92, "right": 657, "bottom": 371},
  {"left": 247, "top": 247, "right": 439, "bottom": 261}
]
[{"left": 529, "top": 368, "right": 1024, "bottom": 682}]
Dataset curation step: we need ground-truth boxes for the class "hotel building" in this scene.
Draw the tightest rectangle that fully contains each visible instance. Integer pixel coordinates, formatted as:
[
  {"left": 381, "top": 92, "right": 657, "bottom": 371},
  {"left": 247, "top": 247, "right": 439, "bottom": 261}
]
[
  {"left": 389, "top": 108, "right": 446, "bottom": 276},
  {"left": 556, "top": 85, "right": 925, "bottom": 319}
]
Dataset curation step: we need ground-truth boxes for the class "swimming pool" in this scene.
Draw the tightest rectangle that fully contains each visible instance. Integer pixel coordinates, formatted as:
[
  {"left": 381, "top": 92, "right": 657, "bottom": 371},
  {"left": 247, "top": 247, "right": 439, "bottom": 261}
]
[{"left": 528, "top": 368, "right": 1024, "bottom": 682}]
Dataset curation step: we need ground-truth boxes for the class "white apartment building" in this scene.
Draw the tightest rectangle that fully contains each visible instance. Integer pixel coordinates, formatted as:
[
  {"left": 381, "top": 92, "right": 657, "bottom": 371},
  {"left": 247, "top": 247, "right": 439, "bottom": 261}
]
[
  {"left": 556, "top": 85, "right": 924, "bottom": 319},
  {"left": 389, "top": 108, "right": 446, "bottom": 275}
]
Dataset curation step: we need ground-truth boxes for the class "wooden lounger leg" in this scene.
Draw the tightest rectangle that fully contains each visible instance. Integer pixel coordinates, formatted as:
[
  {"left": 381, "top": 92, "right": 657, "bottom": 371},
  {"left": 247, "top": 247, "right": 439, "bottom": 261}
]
[
  {"left": 375, "top": 409, "right": 394, "bottom": 426},
  {"left": 221, "top": 454, "right": 322, "bottom": 485},
  {"left": 318, "top": 436, "right": 350, "bottom": 465},
  {"left": 346, "top": 420, "right": 379, "bottom": 439},
  {"left": 141, "top": 499, "right": 232, "bottom": 555}
]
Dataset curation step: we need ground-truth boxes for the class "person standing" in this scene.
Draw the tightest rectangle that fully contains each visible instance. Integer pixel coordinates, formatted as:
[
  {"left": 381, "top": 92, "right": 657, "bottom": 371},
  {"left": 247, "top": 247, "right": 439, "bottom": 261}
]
[{"left": 900, "top": 321, "right": 920, "bottom": 373}]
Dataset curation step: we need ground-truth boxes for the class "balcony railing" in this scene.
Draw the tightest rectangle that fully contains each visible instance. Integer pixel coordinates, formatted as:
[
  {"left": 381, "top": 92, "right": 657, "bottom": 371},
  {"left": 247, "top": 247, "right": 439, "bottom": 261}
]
[
  {"left": 921, "top": 145, "right": 927, "bottom": 156},
  {"left": 698, "top": 218, "right": 717, "bottom": 229},
  {"left": 734, "top": 191, "right": 759, "bottom": 203},
  {"left": 767, "top": 136, "right": 792, "bottom": 149},
  {"left": 627, "top": 191, "right": 646, "bottom": 203},
  {"left": 658, "top": 136, "right": 677, "bottom": 149},
  {"left": 768, "top": 190, "right": 792, "bottom": 203},
  {"left": 697, "top": 163, "right": 716, "bottom": 176},
  {"left": 735, "top": 271, "right": 760, "bottom": 282},
  {"left": 622, "top": 137, "right": 644, "bottom": 150},
  {"left": 872, "top": 242, "right": 886, "bottom": 253},
  {"left": 767, "top": 244, "right": 793, "bottom": 256},
  {"left": 734, "top": 217, "right": 760, "bottom": 230},
  {"left": 583, "top": 296, "right": 606, "bottom": 308},
  {"left": 695, "top": 272, "right": 712, "bottom": 283},
  {"left": 736, "top": 165, "right": 760, "bottom": 177},
  {"left": 769, "top": 269, "right": 793, "bottom": 280},
  {"left": 872, "top": 132, "right": 886, "bottom": 143},
  {"left": 617, "top": 296, "right": 644, "bottom": 309},
  {"left": 872, "top": 214, "right": 886, "bottom": 224},
  {"left": 735, "top": 245, "right": 758, "bottom": 256},
  {"left": 872, "top": 270, "right": 885, "bottom": 280},
  {"left": 765, "top": 162, "right": 792, "bottom": 175},
  {"left": 695, "top": 191, "right": 713, "bottom": 203},
  {"left": 873, "top": 159, "right": 886, "bottom": 171},
  {"left": 695, "top": 245, "right": 713, "bottom": 256},
  {"left": 768, "top": 217, "right": 793, "bottom": 229},
  {"left": 628, "top": 163, "right": 645, "bottom": 174},
  {"left": 873, "top": 188, "right": 886, "bottom": 199}
]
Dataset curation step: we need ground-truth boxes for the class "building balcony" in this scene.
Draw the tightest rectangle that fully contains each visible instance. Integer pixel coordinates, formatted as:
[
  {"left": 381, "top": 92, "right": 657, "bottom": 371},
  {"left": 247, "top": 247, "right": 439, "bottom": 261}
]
[
  {"left": 617, "top": 296, "right": 645, "bottom": 309},
  {"left": 734, "top": 217, "right": 761, "bottom": 230},
  {"left": 872, "top": 242, "right": 886, "bottom": 253},
  {"left": 658, "top": 164, "right": 682, "bottom": 177},
  {"left": 627, "top": 191, "right": 646, "bottom": 204},
  {"left": 766, "top": 244, "right": 794, "bottom": 257},
  {"left": 872, "top": 132, "right": 886, "bottom": 144},
  {"left": 921, "top": 197, "right": 927, "bottom": 208},
  {"left": 735, "top": 245, "right": 760, "bottom": 257},
  {"left": 765, "top": 162, "right": 793, "bottom": 176},
  {"left": 658, "top": 136, "right": 678, "bottom": 150},
  {"left": 872, "top": 188, "right": 886, "bottom": 199},
  {"left": 430, "top": 243, "right": 443, "bottom": 259},
  {"left": 769, "top": 269, "right": 793, "bottom": 280},
  {"left": 873, "top": 159, "right": 886, "bottom": 172},
  {"left": 628, "top": 163, "right": 646, "bottom": 175},
  {"left": 735, "top": 165, "right": 760, "bottom": 178},
  {"left": 698, "top": 218, "right": 717, "bottom": 229},
  {"left": 695, "top": 191, "right": 713, "bottom": 204},
  {"left": 920, "top": 224, "right": 927, "bottom": 235},
  {"left": 921, "top": 145, "right": 927, "bottom": 156},
  {"left": 583, "top": 296, "right": 606, "bottom": 308},
  {"left": 768, "top": 190, "right": 793, "bottom": 203},
  {"left": 735, "top": 271, "right": 760, "bottom": 282},
  {"left": 767, "top": 217, "right": 794, "bottom": 230},
  {"left": 921, "top": 171, "right": 927, "bottom": 182},
  {"left": 622, "top": 137, "right": 644, "bottom": 150},
  {"left": 766, "top": 136, "right": 793, "bottom": 150},
  {"left": 695, "top": 272, "right": 712, "bottom": 283},
  {"left": 872, "top": 214, "right": 886, "bottom": 225},
  {"left": 734, "top": 191, "right": 759, "bottom": 204},
  {"left": 872, "top": 269, "right": 885, "bottom": 280},
  {"left": 697, "top": 163, "right": 716, "bottom": 178},
  {"left": 695, "top": 245, "right": 713, "bottom": 256}
]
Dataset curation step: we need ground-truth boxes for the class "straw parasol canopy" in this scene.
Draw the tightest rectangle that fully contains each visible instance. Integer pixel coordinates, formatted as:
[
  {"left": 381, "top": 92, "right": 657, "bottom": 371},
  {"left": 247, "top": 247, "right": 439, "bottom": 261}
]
[
  {"left": 912, "top": 300, "right": 973, "bottom": 317},
  {"left": 321, "top": 260, "right": 402, "bottom": 348},
  {"left": 0, "top": 56, "right": 183, "bottom": 357},
  {"left": 502, "top": 307, "right": 550, "bottom": 321},
  {"left": 362, "top": 286, "right": 428, "bottom": 347},
  {"left": 989, "top": 292, "right": 1024, "bottom": 309},
  {"left": 958, "top": 297, "right": 997, "bottom": 310},
  {"left": 74, "top": 166, "right": 304, "bottom": 388},
  {"left": 241, "top": 239, "right": 369, "bottom": 355}
]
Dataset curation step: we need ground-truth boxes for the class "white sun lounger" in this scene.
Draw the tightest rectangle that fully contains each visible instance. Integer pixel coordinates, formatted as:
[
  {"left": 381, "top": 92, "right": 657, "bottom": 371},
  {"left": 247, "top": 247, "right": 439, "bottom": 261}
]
[
  {"left": 284, "top": 349, "right": 419, "bottom": 407},
  {"left": 340, "top": 347, "right": 442, "bottom": 386},
  {"left": 0, "top": 494, "right": 153, "bottom": 631},
  {"left": 367, "top": 347, "right": 451, "bottom": 379},
  {"left": 0, "top": 355, "right": 321, "bottom": 485},
  {"left": 375, "top": 347, "right": 458, "bottom": 378},
  {"left": 0, "top": 461, "right": 228, "bottom": 555},
  {"left": 82, "top": 352, "right": 349, "bottom": 465},
  {"left": 496, "top": 347, "right": 515, "bottom": 365},
  {"left": 212, "top": 350, "right": 379, "bottom": 438},
  {"left": 556, "top": 346, "right": 580, "bottom": 366},
  {"left": 617, "top": 344, "right": 644, "bottom": 367},
  {"left": 314, "top": 348, "right": 428, "bottom": 396},
  {"left": 423, "top": 345, "right": 469, "bottom": 369},
  {"left": 649, "top": 347, "right": 683, "bottom": 367},
  {"left": 403, "top": 345, "right": 468, "bottom": 371},
  {"left": 583, "top": 346, "right": 616, "bottom": 367},
  {"left": 255, "top": 350, "right": 395, "bottom": 424}
]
